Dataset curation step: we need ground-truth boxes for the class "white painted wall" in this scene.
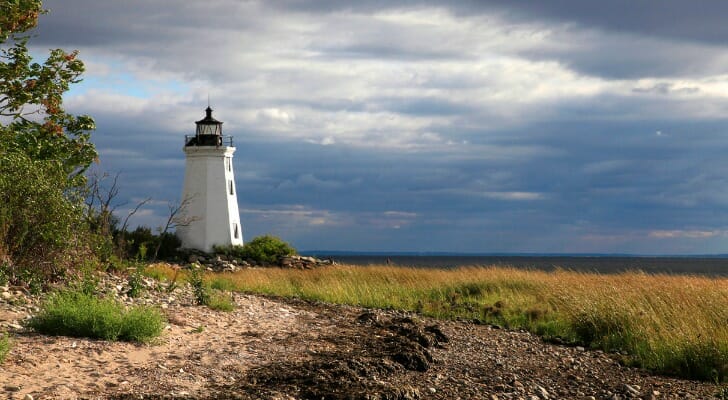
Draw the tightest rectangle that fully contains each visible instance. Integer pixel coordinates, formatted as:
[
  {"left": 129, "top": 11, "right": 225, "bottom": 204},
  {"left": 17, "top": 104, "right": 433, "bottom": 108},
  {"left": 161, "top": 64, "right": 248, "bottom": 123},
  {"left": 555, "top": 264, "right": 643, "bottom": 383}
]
[{"left": 177, "top": 145, "right": 243, "bottom": 252}]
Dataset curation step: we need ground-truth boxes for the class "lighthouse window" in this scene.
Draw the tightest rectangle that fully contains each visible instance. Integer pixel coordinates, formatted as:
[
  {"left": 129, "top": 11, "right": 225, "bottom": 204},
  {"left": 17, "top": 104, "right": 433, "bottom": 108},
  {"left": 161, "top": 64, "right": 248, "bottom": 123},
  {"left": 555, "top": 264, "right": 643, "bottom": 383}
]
[
  {"left": 233, "top": 223, "right": 239, "bottom": 239},
  {"left": 229, "top": 180, "right": 234, "bottom": 195},
  {"left": 226, "top": 157, "right": 231, "bottom": 171}
]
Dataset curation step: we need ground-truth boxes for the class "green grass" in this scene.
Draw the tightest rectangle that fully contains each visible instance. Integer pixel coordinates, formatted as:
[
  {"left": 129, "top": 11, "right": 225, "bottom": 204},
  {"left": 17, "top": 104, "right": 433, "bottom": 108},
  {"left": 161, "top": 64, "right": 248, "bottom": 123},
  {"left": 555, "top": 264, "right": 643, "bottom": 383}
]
[
  {"left": 205, "top": 290, "right": 236, "bottom": 312},
  {"left": 27, "top": 289, "right": 166, "bottom": 343},
  {"left": 144, "top": 263, "right": 728, "bottom": 382},
  {"left": 0, "top": 332, "right": 10, "bottom": 363}
]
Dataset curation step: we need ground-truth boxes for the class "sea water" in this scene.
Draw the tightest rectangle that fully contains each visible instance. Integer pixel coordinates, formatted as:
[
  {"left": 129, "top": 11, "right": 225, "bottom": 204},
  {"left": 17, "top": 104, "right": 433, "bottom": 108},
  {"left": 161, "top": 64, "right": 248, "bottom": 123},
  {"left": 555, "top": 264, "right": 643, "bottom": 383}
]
[{"left": 302, "top": 254, "right": 728, "bottom": 276}]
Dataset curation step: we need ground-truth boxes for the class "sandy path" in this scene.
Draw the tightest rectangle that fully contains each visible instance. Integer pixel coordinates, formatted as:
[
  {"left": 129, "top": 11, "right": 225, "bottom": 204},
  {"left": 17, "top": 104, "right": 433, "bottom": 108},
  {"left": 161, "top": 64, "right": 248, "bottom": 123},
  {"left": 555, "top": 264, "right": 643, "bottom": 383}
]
[
  {"left": 0, "top": 277, "right": 723, "bottom": 399},
  {"left": 1, "top": 294, "right": 318, "bottom": 399}
]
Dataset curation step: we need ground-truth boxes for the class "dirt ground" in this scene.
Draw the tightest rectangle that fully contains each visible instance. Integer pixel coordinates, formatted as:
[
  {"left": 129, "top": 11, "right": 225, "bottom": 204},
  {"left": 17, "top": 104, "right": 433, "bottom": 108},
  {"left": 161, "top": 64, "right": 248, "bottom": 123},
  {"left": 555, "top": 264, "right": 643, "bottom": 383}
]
[{"left": 0, "top": 276, "right": 723, "bottom": 400}]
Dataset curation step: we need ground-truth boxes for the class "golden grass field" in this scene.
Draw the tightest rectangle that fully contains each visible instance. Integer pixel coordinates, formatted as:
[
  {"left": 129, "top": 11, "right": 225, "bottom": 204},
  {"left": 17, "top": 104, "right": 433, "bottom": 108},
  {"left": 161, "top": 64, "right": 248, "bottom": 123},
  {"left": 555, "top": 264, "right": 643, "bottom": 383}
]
[{"left": 146, "top": 263, "right": 728, "bottom": 382}]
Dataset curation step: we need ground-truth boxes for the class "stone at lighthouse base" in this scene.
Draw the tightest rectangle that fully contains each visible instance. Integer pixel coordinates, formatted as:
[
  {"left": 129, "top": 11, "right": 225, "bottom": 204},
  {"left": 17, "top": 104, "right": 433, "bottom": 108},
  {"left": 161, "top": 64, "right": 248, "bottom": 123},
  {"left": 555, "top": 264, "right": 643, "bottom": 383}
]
[{"left": 177, "top": 248, "right": 335, "bottom": 272}]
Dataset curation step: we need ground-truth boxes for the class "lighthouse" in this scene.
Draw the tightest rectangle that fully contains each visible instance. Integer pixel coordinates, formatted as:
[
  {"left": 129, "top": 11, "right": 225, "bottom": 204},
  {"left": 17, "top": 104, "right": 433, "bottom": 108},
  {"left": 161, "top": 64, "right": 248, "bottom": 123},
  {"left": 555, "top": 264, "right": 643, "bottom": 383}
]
[{"left": 177, "top": 106, "right": 243, "bottom": 252}]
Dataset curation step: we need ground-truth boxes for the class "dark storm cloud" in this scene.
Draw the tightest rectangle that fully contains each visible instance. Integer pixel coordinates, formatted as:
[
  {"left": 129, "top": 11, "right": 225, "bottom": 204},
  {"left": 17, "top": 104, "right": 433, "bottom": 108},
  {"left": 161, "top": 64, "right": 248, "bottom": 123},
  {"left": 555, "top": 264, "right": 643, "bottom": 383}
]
[
  {"left": 271, "top": 0, "right": 728, "bottom": 45},
  {"left": 483, "top": 1, "right": 728, "bottom": 45},
  {"left": 27, "top": 0, "right": 728, "bottom": 253}
]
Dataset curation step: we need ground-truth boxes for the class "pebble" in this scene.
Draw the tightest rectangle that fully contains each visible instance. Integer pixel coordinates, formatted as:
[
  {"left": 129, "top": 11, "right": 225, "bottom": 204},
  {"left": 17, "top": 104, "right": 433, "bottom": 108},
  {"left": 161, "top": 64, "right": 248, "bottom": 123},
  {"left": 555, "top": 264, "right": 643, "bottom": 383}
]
[
  {"left": 24, "top": 395, "right": 34, "bottom": 400},
  {"left": 535, "top": 384, "right": 549, "bottom": 399},
  {"left": 623, "top": 383, "right": 641, "bottom": 397}
]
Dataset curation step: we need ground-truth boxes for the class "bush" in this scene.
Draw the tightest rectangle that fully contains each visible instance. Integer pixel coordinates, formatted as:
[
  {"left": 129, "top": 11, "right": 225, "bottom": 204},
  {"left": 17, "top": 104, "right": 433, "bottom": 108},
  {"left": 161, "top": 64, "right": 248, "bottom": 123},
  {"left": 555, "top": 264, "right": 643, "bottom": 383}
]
[
  {"left": 27, "top": 289, "right": 165, "bottom": 342},
  {"left": 120, "top": 227, "right": 181, "bottom": 261},
  {"left": 0, "top": 152, "right": 90, "bottom": 283},
  {"left": 214, "top": 235, "right": 296, "bottom": 264}
]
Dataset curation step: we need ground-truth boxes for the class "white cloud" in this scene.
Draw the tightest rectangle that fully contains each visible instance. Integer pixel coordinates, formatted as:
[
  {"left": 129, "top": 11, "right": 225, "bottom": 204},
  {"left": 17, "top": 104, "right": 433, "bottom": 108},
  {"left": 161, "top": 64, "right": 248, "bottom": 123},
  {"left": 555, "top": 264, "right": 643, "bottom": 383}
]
[
  {"left": 648, "top": 230, "right": 725, "bottom": 239},
  {"left": 482, "top": 192, "right": 545, "bottom": 201}
]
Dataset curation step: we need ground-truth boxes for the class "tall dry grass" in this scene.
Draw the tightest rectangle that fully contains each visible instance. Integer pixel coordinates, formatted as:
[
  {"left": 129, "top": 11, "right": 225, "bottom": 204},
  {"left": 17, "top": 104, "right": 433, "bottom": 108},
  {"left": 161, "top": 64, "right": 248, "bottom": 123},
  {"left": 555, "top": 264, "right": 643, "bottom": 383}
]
[{"left": 145, "top": 263, "right": 728, "bottom": 381}]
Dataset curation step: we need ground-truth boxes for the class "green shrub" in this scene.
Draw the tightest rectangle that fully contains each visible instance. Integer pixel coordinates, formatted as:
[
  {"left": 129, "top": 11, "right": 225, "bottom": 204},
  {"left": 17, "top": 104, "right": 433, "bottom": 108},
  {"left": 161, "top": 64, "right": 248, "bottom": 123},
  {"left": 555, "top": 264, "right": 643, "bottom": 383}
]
[
  {"left": 186, "top": 267, "right": 235, "bottom": 311},
  {"left": 127, "top": 265, "right": 145, "bottom": 298},
  {"left": 188, "top": 266, "right": 209, "bottom": 305},
  {"left": 0, "top": 333, "right": 10, "bottom": 363},
  {"left": 120, "top": 227, "right": 182, "bottom": 261},
  {"left": 214, "top": 235, "right": 296, "bottom": 264},
  {"left": 0, "top": 3, "right": 101, "bottom": 284},
  {"left": 205, "top": 290, "right": 235, "bottom": 312},
  {"left": 0, "top": 152, "right": 88, "bottom": 283},
  {"left": 27, "top": 289, "right": 165, "bottom": 342},
  {"left": 71, "top": 271, "right": 99, "bottom": 296},
  {"left": 119, "top": 305, "right": 168, "bottom": 342}
]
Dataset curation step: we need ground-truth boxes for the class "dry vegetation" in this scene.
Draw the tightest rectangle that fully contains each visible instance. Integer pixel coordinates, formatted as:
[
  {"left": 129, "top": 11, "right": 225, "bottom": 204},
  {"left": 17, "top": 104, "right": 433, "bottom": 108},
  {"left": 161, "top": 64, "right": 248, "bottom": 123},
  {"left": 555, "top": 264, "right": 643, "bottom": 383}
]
[{"left": 146, "top": 263, "right": 728, "bottom": 382}]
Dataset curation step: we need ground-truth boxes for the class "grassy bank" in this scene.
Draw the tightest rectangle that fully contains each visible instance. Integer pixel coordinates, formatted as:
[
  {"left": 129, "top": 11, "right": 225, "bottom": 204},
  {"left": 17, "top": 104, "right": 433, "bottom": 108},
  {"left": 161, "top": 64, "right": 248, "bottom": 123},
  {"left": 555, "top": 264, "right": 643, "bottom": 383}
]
[
  {"left": 146, "top": 263, "right": 728, "bottom": 382},
  {"left": 28, "top": 289, "right": 166, "bottom": 343}
]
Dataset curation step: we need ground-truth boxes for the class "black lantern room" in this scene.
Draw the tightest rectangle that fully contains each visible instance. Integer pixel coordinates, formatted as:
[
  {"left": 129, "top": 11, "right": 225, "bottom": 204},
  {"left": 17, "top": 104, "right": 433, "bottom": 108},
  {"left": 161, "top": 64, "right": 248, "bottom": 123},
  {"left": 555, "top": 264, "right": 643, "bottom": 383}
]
[{"left": 186, "top": 107, "right": 223, "bottom": 146}]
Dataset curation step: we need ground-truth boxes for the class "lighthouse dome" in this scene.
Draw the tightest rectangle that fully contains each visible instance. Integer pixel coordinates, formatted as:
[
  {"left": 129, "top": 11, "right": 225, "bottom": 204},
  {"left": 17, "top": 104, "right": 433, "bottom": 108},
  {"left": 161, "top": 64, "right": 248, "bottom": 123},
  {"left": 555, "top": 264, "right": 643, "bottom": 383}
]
[{"left": 186, "top": 107, "right": 225, "bottom": 146}]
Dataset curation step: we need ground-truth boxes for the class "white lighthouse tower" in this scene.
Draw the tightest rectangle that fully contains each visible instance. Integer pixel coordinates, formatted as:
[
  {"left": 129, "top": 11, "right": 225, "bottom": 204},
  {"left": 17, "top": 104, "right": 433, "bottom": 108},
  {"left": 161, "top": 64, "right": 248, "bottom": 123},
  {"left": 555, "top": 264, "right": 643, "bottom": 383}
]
[{"left": 177, "top": 106, "right": 243, "bottom": 252}]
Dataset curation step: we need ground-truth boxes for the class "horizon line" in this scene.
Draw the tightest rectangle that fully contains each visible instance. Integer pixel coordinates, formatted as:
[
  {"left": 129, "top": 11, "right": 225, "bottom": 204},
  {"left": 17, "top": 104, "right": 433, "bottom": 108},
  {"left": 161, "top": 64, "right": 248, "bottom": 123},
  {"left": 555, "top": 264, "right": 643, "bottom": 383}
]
[{"left": 298, "top": 250, "right": 728, "bottom": 258}]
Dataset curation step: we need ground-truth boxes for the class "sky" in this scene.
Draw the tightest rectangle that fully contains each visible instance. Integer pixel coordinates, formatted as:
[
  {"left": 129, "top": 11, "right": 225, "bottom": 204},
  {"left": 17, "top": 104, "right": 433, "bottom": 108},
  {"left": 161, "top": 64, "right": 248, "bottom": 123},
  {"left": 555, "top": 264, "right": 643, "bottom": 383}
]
[{"left": 24, "top": 0, "right": 728, "bottom": 254}]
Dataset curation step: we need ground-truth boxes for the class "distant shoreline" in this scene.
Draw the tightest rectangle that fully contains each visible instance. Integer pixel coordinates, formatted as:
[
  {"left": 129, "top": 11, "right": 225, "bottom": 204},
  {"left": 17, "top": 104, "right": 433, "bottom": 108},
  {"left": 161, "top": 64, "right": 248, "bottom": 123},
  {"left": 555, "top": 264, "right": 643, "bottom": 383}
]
[{"left": 301, "top": 253, "right": 728, "bottom": 276}]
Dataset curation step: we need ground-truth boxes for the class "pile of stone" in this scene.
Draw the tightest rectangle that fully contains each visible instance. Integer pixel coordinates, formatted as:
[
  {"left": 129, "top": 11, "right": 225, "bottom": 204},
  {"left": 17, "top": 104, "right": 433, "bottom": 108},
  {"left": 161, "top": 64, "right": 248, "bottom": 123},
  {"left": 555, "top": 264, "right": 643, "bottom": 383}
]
[
  {"left": 279, "top": 255, "right": 335, "bottom": 270},
  {"left": 181, "top": 250, "right": 334, "bottom": 272}
]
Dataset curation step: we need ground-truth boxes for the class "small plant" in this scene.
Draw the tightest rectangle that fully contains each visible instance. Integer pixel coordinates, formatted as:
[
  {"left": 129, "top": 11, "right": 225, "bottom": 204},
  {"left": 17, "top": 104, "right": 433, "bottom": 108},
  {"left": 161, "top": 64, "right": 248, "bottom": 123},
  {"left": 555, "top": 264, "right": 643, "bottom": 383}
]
[
  {"left": 187, "top": 267, "right": 234, "bottom": 311},
  {"left": 192, "top": 325, "right": 205, "bottom": 333},
  {"left": 0, "top": 332, "right": 11, "bottom": 363},
  {"left": 137, "top": 243, "right": 148, "bottom": 261},
  {"left": 166, "top": 269, "right": 180, "bottom": 293},
  {"left": 127, "top": 265, "right": 145, "bottom": 298},
  {"left": 78, "top": 271, "right": 99, "bottom": 295},
  {"left": 188, "top": 266, "right": 209, "bottom": 305},
  {"left": 205, "top": 290, "right": 235, "bottom": 312},
  {"left": 27, "top": 288, "right": 165, "bottom": 342},
  {"left": 17, "top": 268, "right": 44, "bottom": 295}
]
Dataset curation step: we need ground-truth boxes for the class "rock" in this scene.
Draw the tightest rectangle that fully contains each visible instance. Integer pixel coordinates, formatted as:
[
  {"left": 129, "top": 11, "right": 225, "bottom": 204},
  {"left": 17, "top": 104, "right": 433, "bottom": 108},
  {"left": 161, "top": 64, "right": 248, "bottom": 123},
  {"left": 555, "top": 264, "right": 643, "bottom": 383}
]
[
  {"left": 535, "top": 384, "right": 549, "bottom": 399},
  {"left": 622, "top": 383, "right": 641, "bottom": 397},
  {"left": 4, "top": 385, "right": 21, "bottom": 392},
  {"left": 24, "top": 395, "right": 34, "bottom": 400}
]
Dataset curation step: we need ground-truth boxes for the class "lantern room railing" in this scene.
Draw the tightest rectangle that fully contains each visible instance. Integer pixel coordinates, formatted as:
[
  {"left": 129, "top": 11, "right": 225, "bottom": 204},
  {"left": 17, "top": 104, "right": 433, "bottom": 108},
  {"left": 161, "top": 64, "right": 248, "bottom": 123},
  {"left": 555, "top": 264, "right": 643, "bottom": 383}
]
[{"left": 184, "top": 135, "right": 234, "bottom": 147}]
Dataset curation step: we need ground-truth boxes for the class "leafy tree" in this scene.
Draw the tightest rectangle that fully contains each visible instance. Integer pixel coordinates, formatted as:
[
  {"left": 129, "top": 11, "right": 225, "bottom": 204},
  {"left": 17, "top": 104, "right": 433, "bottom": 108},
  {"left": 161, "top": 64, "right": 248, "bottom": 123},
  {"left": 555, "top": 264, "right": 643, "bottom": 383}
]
[
  {"left": 0, "top": 0, "right": 99, "bottom": 283},
  {"left": 0, "top": 0, "right": 96, "bottom": 183}
]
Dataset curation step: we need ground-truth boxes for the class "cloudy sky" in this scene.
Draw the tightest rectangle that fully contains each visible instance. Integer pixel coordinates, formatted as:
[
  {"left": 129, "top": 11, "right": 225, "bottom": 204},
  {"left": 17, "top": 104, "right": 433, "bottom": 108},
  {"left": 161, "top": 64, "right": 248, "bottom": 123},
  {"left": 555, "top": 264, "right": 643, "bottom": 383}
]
[{"left": 27, "top": 0, "right": 728, "bottom": 254}]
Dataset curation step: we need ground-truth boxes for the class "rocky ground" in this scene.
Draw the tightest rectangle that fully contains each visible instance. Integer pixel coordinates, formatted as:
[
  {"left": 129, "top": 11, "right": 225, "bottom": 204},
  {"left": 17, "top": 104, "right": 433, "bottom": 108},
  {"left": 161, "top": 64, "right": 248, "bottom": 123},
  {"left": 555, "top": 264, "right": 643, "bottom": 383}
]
[{"left": 0, "top": 272, "right": 724, "bottom": 400}]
